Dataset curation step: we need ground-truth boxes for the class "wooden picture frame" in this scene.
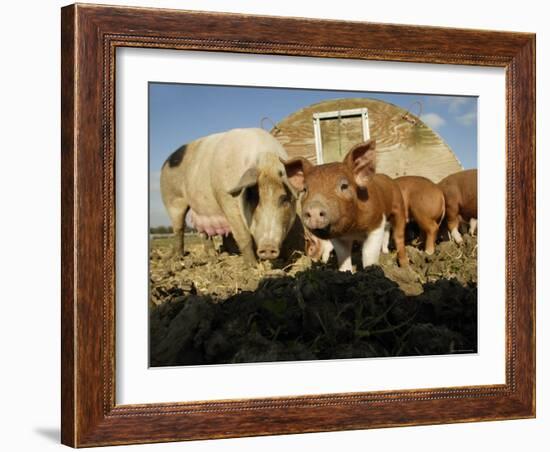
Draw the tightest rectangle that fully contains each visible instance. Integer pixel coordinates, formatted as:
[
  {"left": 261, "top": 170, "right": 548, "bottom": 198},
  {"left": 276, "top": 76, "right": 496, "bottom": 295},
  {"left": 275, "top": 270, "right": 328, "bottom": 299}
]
[{"left": 61, "top": 3, "right": 535, "bottom": 447}]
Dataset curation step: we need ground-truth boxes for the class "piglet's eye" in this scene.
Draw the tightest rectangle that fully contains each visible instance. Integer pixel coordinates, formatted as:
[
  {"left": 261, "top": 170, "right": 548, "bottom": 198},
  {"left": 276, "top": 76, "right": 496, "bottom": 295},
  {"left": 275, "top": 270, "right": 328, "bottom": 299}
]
[{"left": 340, "top": 182, "right": 349, "bottom": 191}]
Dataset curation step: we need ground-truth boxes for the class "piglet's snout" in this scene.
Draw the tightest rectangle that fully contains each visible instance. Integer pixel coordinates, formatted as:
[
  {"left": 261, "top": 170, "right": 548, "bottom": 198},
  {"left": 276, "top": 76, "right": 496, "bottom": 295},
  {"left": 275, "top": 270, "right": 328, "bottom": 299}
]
[
  {"left": 257, "top": 242, "right": 280, "bottom": 260},
  {"left": 303, "top": 201, "right": 330, "bottom": 230}
]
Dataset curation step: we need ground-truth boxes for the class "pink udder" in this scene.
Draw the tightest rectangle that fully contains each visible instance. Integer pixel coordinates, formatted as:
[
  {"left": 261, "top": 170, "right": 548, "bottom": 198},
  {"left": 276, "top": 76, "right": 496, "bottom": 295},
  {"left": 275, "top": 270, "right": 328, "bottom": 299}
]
[{"left": 186, "top": 209, "right": 232, "bottom": 237}]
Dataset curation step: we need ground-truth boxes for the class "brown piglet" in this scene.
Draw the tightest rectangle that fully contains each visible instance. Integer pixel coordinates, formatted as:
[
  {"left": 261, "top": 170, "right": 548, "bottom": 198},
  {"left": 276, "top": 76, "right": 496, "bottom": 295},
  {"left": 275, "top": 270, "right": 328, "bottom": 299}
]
[
  {"left": 438, "top": 169, "right": 478, "bottom": 244},
  {"left": 395, "top": 175, "right": 446, "bottom": 255},
  {"left": 283, "top": 140, "right": 408, "bottom": 271}
]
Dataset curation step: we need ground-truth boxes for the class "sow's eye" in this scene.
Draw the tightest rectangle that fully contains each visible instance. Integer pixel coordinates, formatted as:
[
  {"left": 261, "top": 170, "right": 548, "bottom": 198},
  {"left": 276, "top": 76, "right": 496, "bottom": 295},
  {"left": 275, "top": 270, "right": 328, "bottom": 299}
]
[
  {"left": 279, "top": 193, "right": 291, "bottom": 206},
  {"left": 244, "top": 185, "right": 259, "bottom": 210}
]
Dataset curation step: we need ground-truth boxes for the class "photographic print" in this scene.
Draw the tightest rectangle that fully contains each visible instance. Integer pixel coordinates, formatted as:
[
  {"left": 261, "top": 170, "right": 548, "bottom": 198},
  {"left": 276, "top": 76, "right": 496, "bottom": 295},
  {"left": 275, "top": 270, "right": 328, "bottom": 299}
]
[
  {"left": 148, "top": 84, "right": 478, "bottom": 367},
  {"left": 61, "top": 5, "right": 535, "bottom": 445}
]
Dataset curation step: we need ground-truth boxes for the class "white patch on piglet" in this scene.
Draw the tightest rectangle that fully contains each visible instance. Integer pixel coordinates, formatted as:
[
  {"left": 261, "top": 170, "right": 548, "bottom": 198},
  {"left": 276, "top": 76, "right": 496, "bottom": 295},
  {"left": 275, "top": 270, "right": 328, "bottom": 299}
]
[
  {"left": 451, "top": 226, "right": 463, "bottom": 244},
  {"left": 362, "top": 215, "right": 386, "bottom": 267},
  {"left": 321, "top": 240, "right": 334, "bottom": 263},
  {"left": 332, "top": 238, "right": 354, "bottom": 272},
  {"left": 469, "top": 218, "right": 478, "bottom": 236}
]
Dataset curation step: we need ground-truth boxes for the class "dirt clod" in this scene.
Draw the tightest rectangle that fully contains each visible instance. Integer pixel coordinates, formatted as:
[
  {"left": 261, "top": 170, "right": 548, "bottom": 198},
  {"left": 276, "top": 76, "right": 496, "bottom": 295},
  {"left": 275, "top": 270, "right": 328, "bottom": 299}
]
[{"left": 149, "top": 233, "right": 478, "bottom": 366}]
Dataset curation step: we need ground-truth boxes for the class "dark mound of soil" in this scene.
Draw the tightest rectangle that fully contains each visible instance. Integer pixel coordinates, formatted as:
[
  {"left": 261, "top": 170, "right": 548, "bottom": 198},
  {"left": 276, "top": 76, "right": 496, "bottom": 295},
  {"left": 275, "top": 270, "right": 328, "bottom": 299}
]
[{"left": 150, "top": 266, "right": 477, "bottom": 366}]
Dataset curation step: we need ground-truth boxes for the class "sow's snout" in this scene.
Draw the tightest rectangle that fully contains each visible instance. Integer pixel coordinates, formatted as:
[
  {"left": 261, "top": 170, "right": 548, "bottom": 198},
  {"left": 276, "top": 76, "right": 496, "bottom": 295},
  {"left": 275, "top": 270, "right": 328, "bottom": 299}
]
[{"left": 256, "top": 241, "right": 280, "bottom": 260}]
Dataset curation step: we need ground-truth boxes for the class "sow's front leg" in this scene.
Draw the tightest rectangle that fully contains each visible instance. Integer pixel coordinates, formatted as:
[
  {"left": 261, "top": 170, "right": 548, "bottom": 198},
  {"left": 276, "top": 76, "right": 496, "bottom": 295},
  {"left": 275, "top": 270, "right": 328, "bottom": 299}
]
[
  {"left": 232, "top": 228, "right": 256, "bottom": 265},
  {"left": 224, "top": 213, "right": 256, "bottom": 265},
  {"left": 218, "top": 192, "right": 257, "bottom": 265}
]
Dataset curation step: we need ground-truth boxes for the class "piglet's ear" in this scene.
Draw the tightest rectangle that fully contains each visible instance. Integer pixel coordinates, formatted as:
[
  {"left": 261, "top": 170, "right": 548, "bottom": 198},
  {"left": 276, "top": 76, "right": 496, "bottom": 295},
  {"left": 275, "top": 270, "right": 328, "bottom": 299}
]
[
  {"left": 228, "top": 167, "right": 258, "bottom": 197},
  {"left": 281, "top": 157, "right": 312, "bottom": 194},
  {"left": 344, "top": 139, "right": 376, "bottom": 186}
]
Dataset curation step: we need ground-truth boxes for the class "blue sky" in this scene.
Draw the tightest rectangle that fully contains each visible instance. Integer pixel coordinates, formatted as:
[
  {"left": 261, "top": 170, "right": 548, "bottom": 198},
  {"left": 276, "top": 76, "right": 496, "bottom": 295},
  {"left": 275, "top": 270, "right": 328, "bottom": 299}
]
[{"left": 149, "top": 83, "right": 477, "bottom": 227}]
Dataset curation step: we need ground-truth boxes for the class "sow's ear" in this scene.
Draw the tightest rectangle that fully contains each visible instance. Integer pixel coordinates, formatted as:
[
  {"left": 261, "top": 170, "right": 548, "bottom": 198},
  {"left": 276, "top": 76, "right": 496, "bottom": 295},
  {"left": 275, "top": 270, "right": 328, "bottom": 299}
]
[
  {"left": 281, "top": 157, "right": 312, "bottom": 194},
  {"left": 228, "top": 167, "right": 259, "bottom": 197},
  {"left": 344, "top": 139, "right": 377, "bottom": 186}
]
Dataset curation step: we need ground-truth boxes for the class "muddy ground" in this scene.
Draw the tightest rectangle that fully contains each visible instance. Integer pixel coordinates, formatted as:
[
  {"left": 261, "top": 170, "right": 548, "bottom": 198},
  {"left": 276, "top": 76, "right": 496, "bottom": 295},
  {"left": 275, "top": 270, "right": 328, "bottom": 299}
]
[{"left": 149, "top": 233, "right": 477, "bottom": 366}]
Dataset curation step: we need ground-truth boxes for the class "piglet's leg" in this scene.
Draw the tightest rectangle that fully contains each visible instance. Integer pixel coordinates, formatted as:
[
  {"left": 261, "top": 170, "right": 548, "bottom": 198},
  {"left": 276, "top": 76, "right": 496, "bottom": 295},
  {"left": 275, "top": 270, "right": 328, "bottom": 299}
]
[
  {"left": 332, "top": 238, "right": 354, "bottom": 272},
  {"left": 416, "top": 215, "right": 438, "bottom": 255},
  {"left": 381, "top": 222, "right": 391, "bottom": 254},
  {"left": 469, "top": 218, "right": 478, "bottom": 236},
  {"left": 362, "top": 216, "right": 386, "bottom": 268},
  {"left": 391, "top": 212, "right": 409, "bottom": 267},
  {"left": 450, "top": 224, "right": 463, "bottom": 244},
  {"left": 446, "top": 205, "right": 463, "bottom": 244}
]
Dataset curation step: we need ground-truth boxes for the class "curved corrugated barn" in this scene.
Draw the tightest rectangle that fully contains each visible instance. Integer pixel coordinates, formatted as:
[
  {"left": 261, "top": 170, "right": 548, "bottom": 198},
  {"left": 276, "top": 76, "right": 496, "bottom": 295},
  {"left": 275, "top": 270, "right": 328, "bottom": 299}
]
[{"left": 271, "top": 98, "right": 463, "bottom": 183}]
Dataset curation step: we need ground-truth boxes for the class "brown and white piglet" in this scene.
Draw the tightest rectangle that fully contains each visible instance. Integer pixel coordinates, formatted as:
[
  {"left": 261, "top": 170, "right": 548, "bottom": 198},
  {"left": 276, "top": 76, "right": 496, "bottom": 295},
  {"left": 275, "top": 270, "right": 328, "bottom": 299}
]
[
  {"left": 283, "top": 140, "right": 408, "bottom": 271},
  {"left": 395, "top": 175, "right": 446, "bottom": 255},
  {"left": 438, "top": 169, "right": 478, "bottom": 244}
]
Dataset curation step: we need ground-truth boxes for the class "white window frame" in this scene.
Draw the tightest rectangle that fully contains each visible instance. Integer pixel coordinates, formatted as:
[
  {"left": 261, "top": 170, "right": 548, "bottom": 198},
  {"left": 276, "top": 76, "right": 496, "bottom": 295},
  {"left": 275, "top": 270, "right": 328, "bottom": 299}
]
[{"left": 312, "top": 107, "right": 370, "bottom": 163}]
